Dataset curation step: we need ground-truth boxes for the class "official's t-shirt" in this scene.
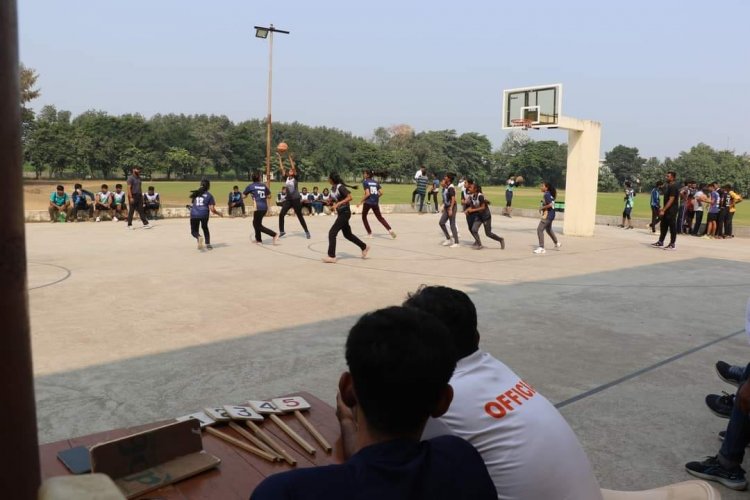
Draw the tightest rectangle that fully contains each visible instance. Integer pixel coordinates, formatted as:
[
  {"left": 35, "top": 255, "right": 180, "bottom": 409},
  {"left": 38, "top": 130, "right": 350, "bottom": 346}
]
[
  {"left": 127, "top": 174, "right": 142, "bottom": 195},
  {"left": 190, "top": 192, "right": 215, "bottom": 218},
  {"left": 663, "top": 182, "right": 679, "bottom": 215},
  {"left": 443, "top": 185, "right": 456, "bottom": 209},
  {"left": 50, "top": 192, "right": 68, "bottom": 206},
  {"left": 250, "top": 436, "right": 497, "bottom": 500},
  {"left": 362, "top": 179, "right": 381, "bottom": 205},
  {"left": 422, "top": 350, "right": 602, "bottom": 500},
  {"left": 244, "top": 183, "right": 271, "bottom": 211}
]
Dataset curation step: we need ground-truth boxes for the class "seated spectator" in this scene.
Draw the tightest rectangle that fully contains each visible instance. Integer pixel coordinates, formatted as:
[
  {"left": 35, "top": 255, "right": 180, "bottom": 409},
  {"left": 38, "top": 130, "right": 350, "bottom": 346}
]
[
  {"left": 404, "top": 286, "right": 602, "bottom": 500},
  {"left": 70, "top": 183, "right": 95, "bottom": 221},
  {"left": 143, "top": 186, "right": 161, "bottom": 219},
  {"left": 228, "top": 185, "right": 245, "bottom": 217},
  {"left": 310, "top": 186, "right": 324, "bottom": 215},
  {"left": 320, "top": 187, "right": 332, "bottom": 215},
  {"left": 112, "top": 184, "right": 127, "bottom": 221},
  {"left": 276, "top": 186, "right": 288, "bottom": 207},
  {"left": 48, "top": 185, "right": 71, "bottom": 222},
  {"left": 94, "top": 184, "right": 114, "bottom": 222},
  {"left": 300, "top": 187, "right": 313, "bottom": 215},
  {"left": 251, "top": 306, "right": 496, "bottom": 500}
]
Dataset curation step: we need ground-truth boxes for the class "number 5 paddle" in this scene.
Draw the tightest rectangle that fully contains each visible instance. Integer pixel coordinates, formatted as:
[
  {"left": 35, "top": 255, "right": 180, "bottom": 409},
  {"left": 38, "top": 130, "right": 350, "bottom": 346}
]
[{"left": 272, "top": 396, "right": 332, "bottom": 453}]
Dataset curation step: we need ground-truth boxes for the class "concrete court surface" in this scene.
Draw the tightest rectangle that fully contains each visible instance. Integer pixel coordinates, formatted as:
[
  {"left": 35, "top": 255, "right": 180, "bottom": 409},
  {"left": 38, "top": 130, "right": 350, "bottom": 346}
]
[{"left": 26, "top": 212, "right": 750, "bottom": 496}]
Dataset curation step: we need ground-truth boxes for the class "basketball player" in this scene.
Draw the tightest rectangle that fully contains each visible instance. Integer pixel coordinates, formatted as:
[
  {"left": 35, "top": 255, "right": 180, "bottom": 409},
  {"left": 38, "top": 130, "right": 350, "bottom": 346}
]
[
  {"left": 243, "top": 172, "right": 279, "bottom": 245},
  {"left": 466, "top": 183, "right": 505, "bottom": 249},
  {"left": 189, "top": 179, "right": 223, "bottom": 250},
  {"left": 357, "top": 169, "right": 396, "bottom": 239},
  {"left": 277, "top": 153, "right": 310, "bottom": 239},
  {"left": 323, "top": 172, "right": 369, "bottom": 263},
  {"left": 534, "top": 182, "right": 561, "bottom": 254},
  {"left": 439, "top": 173, "right": 459, "bottom": 248}
]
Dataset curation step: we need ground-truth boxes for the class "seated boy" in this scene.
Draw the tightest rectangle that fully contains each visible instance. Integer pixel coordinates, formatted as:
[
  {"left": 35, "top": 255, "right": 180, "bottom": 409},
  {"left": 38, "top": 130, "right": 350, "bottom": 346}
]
[
  {"left": 48, "top": 185, "right": 71, "bottom": 222},
  {"left": 405, "top": 286, "right": 602, "bottom": 500},
  {"left": 144, "top": 186, "right": 161, "bottom": 219},
  {"left": 112, "top": 184, "right": 127, "bottom": 221},
  {"left": 228, "top": 185, "right": 245, "bottom": 216},
  {"left": 310, "top": 186, "right": 323, "bottom": 215},
  {"left": 300, "top": 187, "right": 313, "bottom": 215},
  {"left": 94, "top": 184, "right": 114, "bottom": 221},
  {"left": 70, "top": 183, "right": 95, "bottom": 221},
  {"left": 251, "top": 306, "right": 497, "bottom": 500}
]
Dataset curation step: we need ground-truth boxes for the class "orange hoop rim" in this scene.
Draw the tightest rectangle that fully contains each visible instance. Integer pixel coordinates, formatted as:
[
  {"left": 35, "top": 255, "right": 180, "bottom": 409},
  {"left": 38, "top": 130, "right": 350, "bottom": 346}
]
[{"left": 510, "top": 118, "right": 533, "bottom": 130}]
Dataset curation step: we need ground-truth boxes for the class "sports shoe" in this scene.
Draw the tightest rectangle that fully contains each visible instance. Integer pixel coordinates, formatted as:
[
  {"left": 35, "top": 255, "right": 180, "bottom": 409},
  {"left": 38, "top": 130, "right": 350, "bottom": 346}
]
[
  {"left": 441, "top": 239, "right": 452, "bottom": 246},
  {"left": 706, "top": 392, "right": 734, "bottom": 418},
  {"left": 127, "top": 225, "right": 135, "bottom": 230},
  {"left": 500, "top": 238, "right": 506, "bottom": 250},
  {"left": 95, "top": 217, "right": 101, "bottom": 222},
  {"left": 322, "top": 256, "right": 337, "bottom": 263},
  {"left": 305, "top": 232, "right": 311, "bottom": 239},
  {"left": 389, "top": 230, "right": 397, "bottom": 239},
  {"left": 279, "top": 232, "right": 286, "bottom": 238},
  {"left": 626, "top": 226, "right": 634, "bottom": 229},
  {"left": 449, "top": 243, "right": 459, "bottom": 248},
  {"left": 113, "top": 216, "right": 119, "bottom": 222},
  {"left": 685, "top": 456, "right": 747, "bottom": 490},
  {"left": 206, "top": 244, "right": 213, "bottom": 250},
  {"left": 663, "top": 244, "right": 675, "bottom": 251},
  {"left": 143, "top": 224, "right": 152, "bottom": 229},
  {"left": 554, "top": 242, "right": 562, "bottom": 249},
  {"left": 472, "top": 244, "right": 483, "bottom": 250},
  {"left": 533, "top": 247, "right": 546, "bottom": 254},
  {"left": 273, "top": 234, "right": 280, "bottom": 245},
  {"left": 197, "top": 236, "right": 204, "bottom": 250},
  {"left": 651, "top": 241, "right": 663, "bottom": 247},
  {"left": 362, "top": 246, "right": 370, "bottom": 259},
  {"left": 617, "top": 224, "right": 625, "bottom": 228},
  {"left": 716, "top": 361, "right": 743, "bottom": 387}
]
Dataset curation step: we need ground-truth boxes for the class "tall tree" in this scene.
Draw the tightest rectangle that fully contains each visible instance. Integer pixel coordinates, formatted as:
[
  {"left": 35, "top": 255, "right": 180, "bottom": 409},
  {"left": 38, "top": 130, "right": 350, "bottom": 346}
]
[{"left": 604, "top": 145, "right": 646, "bottom": 184}]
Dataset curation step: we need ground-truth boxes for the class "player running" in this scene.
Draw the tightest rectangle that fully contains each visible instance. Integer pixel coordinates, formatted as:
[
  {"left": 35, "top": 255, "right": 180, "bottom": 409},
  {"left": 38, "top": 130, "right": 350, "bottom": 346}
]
[
  {"left": 244, "top": 172, "right": 279, "bottom": 245},
  {"left": 466, "top": 183, "right": 505, "bottom": 250},
  {"left": 188, "top": 179, "right": 223, "bottom": 250},
  {"left": 357, "top": 169, "right": 396, "bottom": 239},
  {"left": 323, "top": 172, "right": 369, "bottom": 263}
]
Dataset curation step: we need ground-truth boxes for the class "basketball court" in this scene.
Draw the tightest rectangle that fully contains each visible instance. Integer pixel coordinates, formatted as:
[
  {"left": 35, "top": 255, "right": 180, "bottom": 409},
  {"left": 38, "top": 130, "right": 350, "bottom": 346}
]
[{"left": 27, "top": 213, "right": 750, "bottom": 497}]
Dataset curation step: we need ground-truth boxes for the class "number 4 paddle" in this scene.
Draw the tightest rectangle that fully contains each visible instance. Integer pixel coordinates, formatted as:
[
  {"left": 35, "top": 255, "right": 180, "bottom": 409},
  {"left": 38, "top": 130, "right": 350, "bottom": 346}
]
[
  {"left": 249, "top": 400, "right": 316, "bottom": 455},
  {"left": 272, "top": 396, "right": 332, "bottom": 453}
]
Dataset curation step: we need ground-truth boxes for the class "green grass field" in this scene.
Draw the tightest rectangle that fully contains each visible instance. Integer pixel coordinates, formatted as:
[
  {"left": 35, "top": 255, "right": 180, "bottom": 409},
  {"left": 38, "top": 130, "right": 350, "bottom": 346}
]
[{"left": 30, "top": 180, "right": 748, "bottom": 226}]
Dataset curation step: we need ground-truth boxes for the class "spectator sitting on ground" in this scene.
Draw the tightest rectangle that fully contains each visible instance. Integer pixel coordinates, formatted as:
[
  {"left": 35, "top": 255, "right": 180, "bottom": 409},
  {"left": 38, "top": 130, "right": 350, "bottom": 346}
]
[
  {"left": 310, "top": 186, "right": 324, "bottom": 215},
  {"left": 144, "top": 186, "right": 161, "bottom": 219},
  {"left": 48, "top": 184, "right": 71, "bottom": 222},
  {"left": 276, "top": 186, "right": 287, "bottom": 207},
  {"left": 94, "top": 184, "right": 114, "bottom": 222},
  {"left": 320, "top": 187, "right": 332, "bottom": 214},
  {"left": 300, "top": 187, "right": 313, "bottom": 215},
  {"left": 71, "top": 183, "right": 95, "bottom": 221},
  {"left": 112, "top": 184, "right": 127, "bottom": 221},
  {"left": 228, "top": 185, "right": 245, "bottom": 217},
  {"left": 404, "top": 285, "right": 603, "bottom": 500},
  {"left": 251, "top": 306, "right": 497, "bottom": 500}
]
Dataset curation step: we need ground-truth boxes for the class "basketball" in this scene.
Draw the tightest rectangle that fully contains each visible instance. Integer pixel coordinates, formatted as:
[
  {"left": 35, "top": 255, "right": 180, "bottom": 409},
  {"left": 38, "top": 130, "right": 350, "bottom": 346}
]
[
  {"left": 277, "top": 142, "right": 289, "bottom": 153},
  {"left": 515, "top": 176, "right": 524, "bottom": 185}
]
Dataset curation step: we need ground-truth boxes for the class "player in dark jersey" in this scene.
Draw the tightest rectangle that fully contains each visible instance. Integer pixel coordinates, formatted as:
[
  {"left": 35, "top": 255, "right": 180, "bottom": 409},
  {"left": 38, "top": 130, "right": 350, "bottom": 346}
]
[
  {"left": 243, "top": 172, "right": 279, "bottom": 245},
  {"left": 357, "top": 169, "right": 396, "bottom": 239},
  {"left": 438, "top": 173, "right": 459, "bottom": 248},
  {"left": 188, "top": 179, "right": 222, "bottom": 250},
  {"left": 465, "top": 183, "right": 505, "bottom": 250},
  {"left": 277, "top": 153, "right": 310, "bottom": 239},
  {"left": 324, "top": 172, "right": 369, "bottom": 263}
]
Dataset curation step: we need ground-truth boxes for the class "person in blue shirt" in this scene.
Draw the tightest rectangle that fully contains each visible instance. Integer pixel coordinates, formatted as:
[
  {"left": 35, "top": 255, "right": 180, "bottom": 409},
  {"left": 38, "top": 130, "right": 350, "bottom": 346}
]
[
  {"left": 250, "top": 306, "right": 497, "bottom": 500},
  {"left": 428, "top": 174, "right": 440, "bottom": 213},
  {"left": 533, "top": 181, "right": 561, "bottom": 254},
  {"left": 188, "top": 179, "right": 222, "bottom": 250},
  {"left": 356, "top": 169, "right": 396, "bottom": 239},
  {"left": 228, "top": 185, "right": 246, "bottom": 217},
  {"left": 70, "top": 183, "right": 95, "bottom": 221},
  {"left": 648, "top": 181, "right": 663, "bottom": 233},
  {"left": 48, "top": 185, "right": 71, "bottom": 222},
  {"left": 243, "top": 172, "right": 278, "bottom": 245}
]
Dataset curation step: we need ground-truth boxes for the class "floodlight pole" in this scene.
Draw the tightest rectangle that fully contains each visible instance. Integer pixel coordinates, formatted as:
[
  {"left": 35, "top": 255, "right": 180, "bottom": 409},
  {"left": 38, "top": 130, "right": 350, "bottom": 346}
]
[{"left": 255, "top": 24, "right": 290, "bottom": 187}]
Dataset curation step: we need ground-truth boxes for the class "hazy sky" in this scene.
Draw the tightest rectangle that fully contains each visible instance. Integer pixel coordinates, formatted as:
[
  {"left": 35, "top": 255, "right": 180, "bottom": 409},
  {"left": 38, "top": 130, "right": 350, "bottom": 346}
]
[{"left": 18, "top": 0, "right": 750, "bottom": 159}]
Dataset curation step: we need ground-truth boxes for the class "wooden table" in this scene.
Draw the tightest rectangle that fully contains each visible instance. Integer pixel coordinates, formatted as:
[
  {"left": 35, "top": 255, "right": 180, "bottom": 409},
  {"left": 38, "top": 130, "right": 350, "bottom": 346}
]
[{"left": 39, "top": 392, "right": 343, "bottom": 499}]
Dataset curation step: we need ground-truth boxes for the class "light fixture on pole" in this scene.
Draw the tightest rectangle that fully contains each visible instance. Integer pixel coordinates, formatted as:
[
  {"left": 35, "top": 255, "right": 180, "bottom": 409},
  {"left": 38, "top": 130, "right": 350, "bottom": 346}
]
[{"left": 254, "top": 24, "right": 290, "bottom": 186}]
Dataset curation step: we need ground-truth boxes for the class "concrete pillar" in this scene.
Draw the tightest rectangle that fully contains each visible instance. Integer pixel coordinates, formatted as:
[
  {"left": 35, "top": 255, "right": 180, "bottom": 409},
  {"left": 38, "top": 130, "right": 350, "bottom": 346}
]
[
  {"left": 558, "top": 116, "right": 602, "bottom": 237},
  {"left": 0, "top": 1, "right": 41, "bottom": 498}
]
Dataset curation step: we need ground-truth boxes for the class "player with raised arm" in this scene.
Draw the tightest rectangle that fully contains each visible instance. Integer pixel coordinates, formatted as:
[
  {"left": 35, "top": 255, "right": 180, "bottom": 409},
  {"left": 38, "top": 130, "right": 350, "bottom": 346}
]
[
  {"left": 277, "top": 152, "right": 310, "bottom": 239},
  {"left": 466, "top": 183, "right": 505, "bottom": 250},
  {"left": 243, "top": 172, "right": 279, "bottom": 245},
  {"left": 323, "top": 172, "right": 369, "bottom": 264},
  {"left": 357, "top": 169, "right": 396, "bottom": 239},
  {"left": 188, "top": 179, "right": 223, "bottom": 250}
]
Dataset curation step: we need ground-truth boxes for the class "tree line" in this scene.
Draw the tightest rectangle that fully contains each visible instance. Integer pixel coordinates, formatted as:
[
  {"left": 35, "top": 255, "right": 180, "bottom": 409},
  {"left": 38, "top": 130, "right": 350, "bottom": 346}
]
[{"left": 19, "top": 65, "right": 749, "bottom": 192}]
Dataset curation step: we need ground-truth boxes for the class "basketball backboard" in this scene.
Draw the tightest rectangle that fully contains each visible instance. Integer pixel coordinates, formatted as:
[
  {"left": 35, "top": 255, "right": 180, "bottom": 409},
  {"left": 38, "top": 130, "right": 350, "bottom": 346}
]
[{"left": 502, "top": 84, "right": 562, "bottom": 129}]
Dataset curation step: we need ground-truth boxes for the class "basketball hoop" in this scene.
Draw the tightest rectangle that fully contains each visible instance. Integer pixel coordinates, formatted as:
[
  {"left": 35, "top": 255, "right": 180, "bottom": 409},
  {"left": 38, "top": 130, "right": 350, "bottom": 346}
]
[{"left": 510, "top": 118, "right": 533, "bottom": 130}]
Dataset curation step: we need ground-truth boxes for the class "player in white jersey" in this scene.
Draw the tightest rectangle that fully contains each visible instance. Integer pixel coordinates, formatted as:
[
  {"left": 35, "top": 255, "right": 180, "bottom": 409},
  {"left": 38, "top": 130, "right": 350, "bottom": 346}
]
[{"left": 94, "top": 184, "right": 113, "bottom": 222}]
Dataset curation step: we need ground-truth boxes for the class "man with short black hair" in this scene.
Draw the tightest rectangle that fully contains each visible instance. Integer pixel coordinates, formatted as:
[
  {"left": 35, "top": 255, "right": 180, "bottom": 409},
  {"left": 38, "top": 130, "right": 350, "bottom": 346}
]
[
  {"left": 143, "top": 186, "right": 160, "bottom": 219},
  {"left": 48, "top": 185, "right": 71, "bottom": 222},
  {"left": 652, "top": 171, "right": 678, "bottom": 250},
  {"left": 404, "top": 286, "right": 602, "bottom": 500},
  {"left": 648, "top": 181, "right": 663, "bottom": 233},
  {"left": 126, "top": 167, "right": 150, "bottom": 229},
  {"left": 70, "top": 183, "right": 94, "bottom": 221},
  {"left": 228, "top": 185, "right": 245, "bottom": 216},
  {"left": 251, "top": 306, "right": 497, "bottom": 500}
]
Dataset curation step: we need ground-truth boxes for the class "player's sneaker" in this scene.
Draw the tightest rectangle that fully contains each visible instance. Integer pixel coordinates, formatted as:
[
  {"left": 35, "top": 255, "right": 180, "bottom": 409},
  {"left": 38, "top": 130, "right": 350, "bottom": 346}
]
[
  {"left": 143, "top": 224, "right": 152, "bottom": 229},
  {"left": 663, "top": 244, "right": 676, "bottom": 251},
  {"left": 500, "top": 238, "right": 506, "bottom": 250},
  {"left": 449, "top": 243, "right": 459, "bottom": 248},
  {"left": 685, "top": 456, "right": 747, "bottom": 490},
  {"left": 389, "top": 230, "right": 397, "bottom": 239},
  {"left": 322, "top": 256, "right": 337, "bottom": 263},
  {"left": 305, "top": 232, "right": 311, "bottom": 240},
  {"left": 206, "top": 244, "right": 213, "bottom": 250},
  {"left": 533, "top": 247, "right": 546, "bottom": 254},
  {"left": 113, "top": 216, "right": 119, "bottom": 222},
  {"left": 472, "top": 244, "right": 483, "bottom": 250},
  {"left": 95, "top": 217, "right": 101, "bottom": 222},
  {"left": 362, "top": 246, "right": 370, "bottom": 259},
  {"left": 279, "top": 232, "right": 286, "bottom": 238},
  {"left": 273, "top": 234, "right": 280, "bottom": 245},
  {"left": 554, "top": 242, "right": 562, "bottom": 249},
  {"left": 366, "top": 233, "right": 373, "bottom": 239},
  {"left": 705, "top": 393, "right": 734, "bottom": 418},
  {"left": 651, "top": 241, "right": 663, "bottom": 247},
  {"left": 127, "top": 225, "right": 135, "bottom": 230},
  {"left": 441, "top": 239, "right": 452, "bottom": 246},
  {"left": 197, "top": 236, "right": 204, "bottom": 250},
  {"left": 716, "top": 361, "right": 743, "bottom": 387}
]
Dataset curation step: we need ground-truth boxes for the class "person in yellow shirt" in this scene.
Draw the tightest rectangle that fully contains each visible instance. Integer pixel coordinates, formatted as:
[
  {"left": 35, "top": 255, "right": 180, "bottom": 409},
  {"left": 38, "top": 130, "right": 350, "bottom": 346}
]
[{"left": 724, "top": 184, "right": 743, "bottom": 238}]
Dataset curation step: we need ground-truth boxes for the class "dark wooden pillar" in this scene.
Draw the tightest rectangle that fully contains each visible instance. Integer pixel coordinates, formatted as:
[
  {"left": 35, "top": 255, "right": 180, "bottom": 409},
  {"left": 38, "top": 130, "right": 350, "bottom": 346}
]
[{"left": 0, "top": 1, "right": 41, "bottom": 498}]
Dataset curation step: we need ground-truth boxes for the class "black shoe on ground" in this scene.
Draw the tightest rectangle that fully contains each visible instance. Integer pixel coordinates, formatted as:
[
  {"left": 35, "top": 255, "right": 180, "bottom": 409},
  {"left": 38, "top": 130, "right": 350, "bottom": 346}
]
[
  {"left": 716, "top": 361, "right": 742, "bottom": 387},
  {"left": 685, "top": 455, "right": 747, "bottom": 490},
  {"left": 706, "top": 392, "right": 734, "bottom": 418},
  {"left": 651, "top": 241, "right": 663, "bottom": 247},
  {"left": 663, "top": 244, "right": 676, "bottom": 251}
]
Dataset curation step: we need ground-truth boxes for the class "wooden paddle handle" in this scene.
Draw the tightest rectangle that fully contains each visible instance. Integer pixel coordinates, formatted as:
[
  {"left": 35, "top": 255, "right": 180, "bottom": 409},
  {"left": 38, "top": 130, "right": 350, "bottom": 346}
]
[
  {"left": 270, "top": 413, "right": 316, "bottom": 455},
  {"left": 294, "top": 411, "right": 332, "bottom": 453},
  {"left": 204, "top": 426, "right": 277, "bottom": 463},
  {"left": 246, "top": 420, "right": 297, "bottom": 466},
  {"left": 228, "top": 422, "right": 280, "bottom": 461}
]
